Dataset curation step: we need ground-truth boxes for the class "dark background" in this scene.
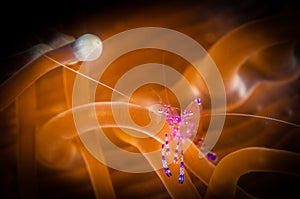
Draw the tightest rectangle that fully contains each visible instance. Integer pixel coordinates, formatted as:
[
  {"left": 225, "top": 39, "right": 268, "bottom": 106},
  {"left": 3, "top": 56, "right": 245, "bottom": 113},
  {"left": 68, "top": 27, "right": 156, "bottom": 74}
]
[{"left": 1, "top": 0, "right": 297, "bottom": 59}]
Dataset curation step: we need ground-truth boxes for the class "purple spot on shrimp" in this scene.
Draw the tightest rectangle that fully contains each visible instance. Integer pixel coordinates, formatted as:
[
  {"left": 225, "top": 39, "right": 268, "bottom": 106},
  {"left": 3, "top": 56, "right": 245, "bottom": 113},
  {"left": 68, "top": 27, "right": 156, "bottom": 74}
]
[
  {"left": 195, "top": 98, "right": 202, "bottom": 105},
  {"left": 206, "top": 152, "right": 218, "bottom": 161}
]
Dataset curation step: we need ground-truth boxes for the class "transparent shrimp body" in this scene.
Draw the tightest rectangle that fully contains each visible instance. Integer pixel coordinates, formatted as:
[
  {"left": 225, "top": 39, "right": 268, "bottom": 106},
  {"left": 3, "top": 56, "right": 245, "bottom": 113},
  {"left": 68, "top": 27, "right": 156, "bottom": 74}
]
[{"left": 160, "top": 98, "right": 202, "bottom": 184}]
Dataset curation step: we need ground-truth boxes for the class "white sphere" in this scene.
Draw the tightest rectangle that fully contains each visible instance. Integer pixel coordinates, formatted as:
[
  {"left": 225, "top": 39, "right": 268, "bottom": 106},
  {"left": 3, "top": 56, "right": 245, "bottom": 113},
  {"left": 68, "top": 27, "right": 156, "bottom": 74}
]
[{"left": 73, "top": 34, "right": 103, "bottom": 61}]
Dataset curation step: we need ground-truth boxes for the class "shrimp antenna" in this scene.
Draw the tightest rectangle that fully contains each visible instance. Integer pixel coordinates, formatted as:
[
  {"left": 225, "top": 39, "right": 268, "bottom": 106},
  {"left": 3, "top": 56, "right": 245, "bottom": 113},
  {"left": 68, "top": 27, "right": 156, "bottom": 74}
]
[
  {"left": 209, "top": 112, "right": 300, "bottom": 128},
  {"left": 43, "top": 54, "right": 131, "bottom": 100}
]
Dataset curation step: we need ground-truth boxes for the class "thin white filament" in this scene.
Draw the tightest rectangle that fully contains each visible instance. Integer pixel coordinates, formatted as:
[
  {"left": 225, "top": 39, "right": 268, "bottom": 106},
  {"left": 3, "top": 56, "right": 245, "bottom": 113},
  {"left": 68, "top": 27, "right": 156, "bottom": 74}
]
[
  {"left": 43, "top": 54, "right": 131, "bottom": 100},
  {"left": 210, "top": 112, "right": 300, "bottom": 128}
]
